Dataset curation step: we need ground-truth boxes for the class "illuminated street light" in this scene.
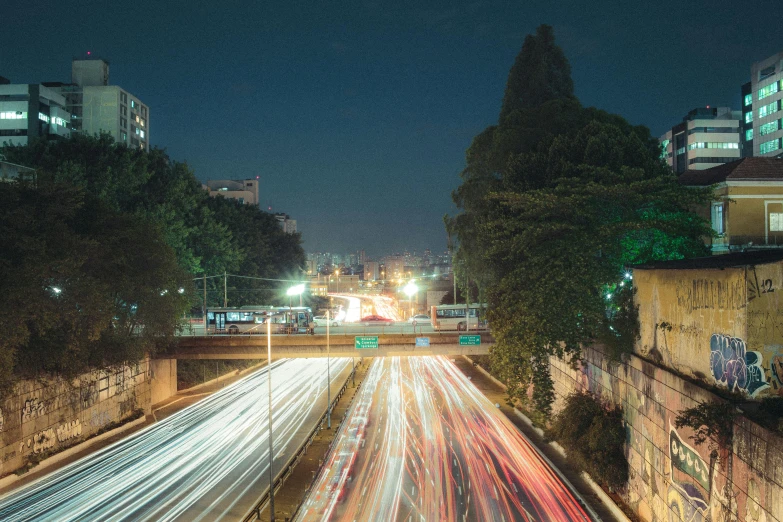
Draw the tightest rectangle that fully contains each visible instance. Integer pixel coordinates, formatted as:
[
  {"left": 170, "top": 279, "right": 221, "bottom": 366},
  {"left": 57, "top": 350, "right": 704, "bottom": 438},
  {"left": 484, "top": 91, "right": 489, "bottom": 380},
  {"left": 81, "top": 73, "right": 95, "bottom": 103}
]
[{"left": 403, "top": 281, "right": 418, "bottom": 320}]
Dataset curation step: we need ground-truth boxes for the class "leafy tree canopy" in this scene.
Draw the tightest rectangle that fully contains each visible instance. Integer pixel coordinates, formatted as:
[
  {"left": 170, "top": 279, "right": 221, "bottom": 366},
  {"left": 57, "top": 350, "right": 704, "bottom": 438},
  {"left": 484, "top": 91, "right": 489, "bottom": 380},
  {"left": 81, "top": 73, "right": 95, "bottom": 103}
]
[{"left": 448, "top": 25, "right": 713, "bottom": 414}]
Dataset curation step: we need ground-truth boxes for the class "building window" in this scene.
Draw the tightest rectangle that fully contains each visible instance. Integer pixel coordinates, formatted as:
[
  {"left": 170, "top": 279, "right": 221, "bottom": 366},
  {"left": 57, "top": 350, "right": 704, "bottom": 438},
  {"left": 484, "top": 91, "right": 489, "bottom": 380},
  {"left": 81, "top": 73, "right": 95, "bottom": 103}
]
[
  {"left": 746, "top": 129, "right": 754, "bottom": 141},
  {"left": 140, "top": 130, "right": 145, "bottom": 139},
  {"left": 760, "top": 138, "right": 781, "bottom": 154},
  {"left": 120, "top": 92, "right": 127, "bottom": 103},
  {"left": 771, "top": 213, "right": 783, "bottom": 232},
  {"left": 120, "top": 117, "right": 127, "bottom": 128},
  {"left": 745, "top": 111, "right": 753, "bottom": 123},
  {"left": 131, "top": 100, "right": 136, "bottom": 108},
  {"left": 744, "top": 94, "right": 753, "bottom": 106},
  {"left": 0, "top": 111, "right": 28, "bottom": 119},
  {"left": 711, "top": 203, "right": 725, "bottom": 235},
  {"left": 687, "top": 142, "right": 739, "bottom": 150},
  {"left": 676, "top": 147, "right": 686, "bottom": 155},
  {"left": 758, "top": 82, "right": 779, "bottom": 100},
  {"left": 759, "top": 101, "right": 779, "bottom": 119},
  {"left": 759, "top": 120, "right": 780, "bottom": 136},
  {"left": 121, "top": 105, "right": 127, "bottom": 116},
  {"left": 140, "top": 118, "right": 145, "bottom": 127},
  {"left": 121, "top": 131, "right": 127, "bottom": 141},
  {"left": 141, "top": 106, "right": 146, "bottom": 117}
]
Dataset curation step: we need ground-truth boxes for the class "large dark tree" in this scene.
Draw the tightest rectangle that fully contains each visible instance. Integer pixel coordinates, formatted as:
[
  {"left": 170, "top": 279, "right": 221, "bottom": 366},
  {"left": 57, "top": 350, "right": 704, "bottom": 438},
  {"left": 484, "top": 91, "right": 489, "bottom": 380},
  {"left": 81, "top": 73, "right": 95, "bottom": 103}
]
[{"left": 447, "top": 25, "right": 712, "bottom": 415}]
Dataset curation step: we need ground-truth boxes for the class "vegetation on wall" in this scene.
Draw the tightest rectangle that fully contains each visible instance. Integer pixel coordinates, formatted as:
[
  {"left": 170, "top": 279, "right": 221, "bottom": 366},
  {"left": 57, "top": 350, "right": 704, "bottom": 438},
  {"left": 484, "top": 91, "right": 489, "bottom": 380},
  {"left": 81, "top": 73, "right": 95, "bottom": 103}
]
[
  {"left": 446, "top": 24, "right": 713, "bottom": 416},
  {"left": 549, "top": 392, "right": 629, "bottom": 490}
]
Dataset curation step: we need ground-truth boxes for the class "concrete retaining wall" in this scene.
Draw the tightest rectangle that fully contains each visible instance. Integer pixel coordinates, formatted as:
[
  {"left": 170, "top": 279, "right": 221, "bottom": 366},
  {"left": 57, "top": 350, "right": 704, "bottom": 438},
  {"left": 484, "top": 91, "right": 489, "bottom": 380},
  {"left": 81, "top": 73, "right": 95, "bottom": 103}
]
[
  {"left": 550, "top": 345, "right": 782, "bottom": 522},
  {"left": 0, "top": 359, "right": 151, "bottom": 477}
]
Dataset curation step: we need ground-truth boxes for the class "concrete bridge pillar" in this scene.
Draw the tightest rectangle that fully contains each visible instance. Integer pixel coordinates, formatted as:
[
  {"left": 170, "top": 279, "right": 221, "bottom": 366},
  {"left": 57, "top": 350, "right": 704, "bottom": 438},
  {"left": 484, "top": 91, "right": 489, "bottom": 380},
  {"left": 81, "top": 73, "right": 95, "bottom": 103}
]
[{"left": 150, "top": 358, "right": 177, "bottom": 406}]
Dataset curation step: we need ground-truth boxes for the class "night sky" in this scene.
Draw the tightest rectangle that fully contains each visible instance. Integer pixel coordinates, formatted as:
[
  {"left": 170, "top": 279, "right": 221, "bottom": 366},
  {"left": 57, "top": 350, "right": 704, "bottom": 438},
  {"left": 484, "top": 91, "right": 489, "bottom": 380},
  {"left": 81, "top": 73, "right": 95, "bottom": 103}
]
[{"left": 2, "top": 1, "right": 781, "bottom": 257}]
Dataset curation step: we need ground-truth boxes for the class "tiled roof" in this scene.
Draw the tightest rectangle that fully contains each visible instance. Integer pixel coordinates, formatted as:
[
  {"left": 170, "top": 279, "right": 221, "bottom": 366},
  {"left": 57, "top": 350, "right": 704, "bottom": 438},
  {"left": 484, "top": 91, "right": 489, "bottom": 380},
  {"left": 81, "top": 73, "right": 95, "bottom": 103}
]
[
  {"left": 632, "top": 249, "right": 783, "bottom": 270},
  {"left": 678, "top": 157, "right": 783, "bottom": 185}
]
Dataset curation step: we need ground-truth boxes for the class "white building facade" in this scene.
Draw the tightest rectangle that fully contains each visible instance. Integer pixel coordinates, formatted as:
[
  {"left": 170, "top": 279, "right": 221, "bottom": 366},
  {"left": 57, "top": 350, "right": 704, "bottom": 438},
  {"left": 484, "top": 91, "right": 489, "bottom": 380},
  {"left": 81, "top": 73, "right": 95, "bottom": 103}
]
[
  {"left": 0, "top": 82, "right": 72, "bottom": 146},
  {"left": 46, "top": 59, "right": 149, "bottom": 150},
  {"left": 660, "top": 107, "right": 741, "bottom": 174}
]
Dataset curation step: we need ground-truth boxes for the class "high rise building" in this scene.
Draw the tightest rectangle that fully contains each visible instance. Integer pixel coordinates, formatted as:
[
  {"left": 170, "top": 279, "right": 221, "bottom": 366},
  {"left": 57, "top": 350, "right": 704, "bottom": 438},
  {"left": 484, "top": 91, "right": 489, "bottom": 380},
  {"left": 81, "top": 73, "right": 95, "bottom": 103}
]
[
  {"left": 660, "top": 107, "right": 741, "bottom": 174},
  {"left": 742, "top": 51, "right": 783, "bottom": 158},
  {"left": 45, "top": 58, "right": 150, "bottom": 150}
]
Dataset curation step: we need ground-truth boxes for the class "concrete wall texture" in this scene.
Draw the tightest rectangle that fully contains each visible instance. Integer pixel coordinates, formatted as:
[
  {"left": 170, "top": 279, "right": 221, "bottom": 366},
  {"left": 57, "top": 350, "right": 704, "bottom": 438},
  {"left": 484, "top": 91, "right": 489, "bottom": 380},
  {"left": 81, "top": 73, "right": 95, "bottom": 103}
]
[
  {"left": 551, "top": 344, "right": 782, "bottom": 522},
  {"left": 635, "top": 261, "right": 783, "bottom": 398},
  {"left": 0, "top": 359, "right": 151, "bottom": 477}
]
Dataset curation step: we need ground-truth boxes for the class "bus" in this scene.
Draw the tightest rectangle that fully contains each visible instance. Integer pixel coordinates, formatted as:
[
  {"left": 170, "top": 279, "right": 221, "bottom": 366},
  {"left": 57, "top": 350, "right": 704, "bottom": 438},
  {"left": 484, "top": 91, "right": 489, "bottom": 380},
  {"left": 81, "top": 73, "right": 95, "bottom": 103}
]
[
  {"left": 430, "top": 304, "right": 488, "bottom": 331},
  {"left": 207, "top": 306, "right": 314, "bottom": 335}
]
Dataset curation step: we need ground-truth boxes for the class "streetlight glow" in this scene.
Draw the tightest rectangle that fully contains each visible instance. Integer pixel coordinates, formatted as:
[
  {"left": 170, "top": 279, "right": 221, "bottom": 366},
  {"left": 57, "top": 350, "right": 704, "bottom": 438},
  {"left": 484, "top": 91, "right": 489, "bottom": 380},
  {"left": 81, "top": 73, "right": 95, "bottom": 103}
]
[{"left": 286, "top": 283, "right": 305, "bottom": 296}]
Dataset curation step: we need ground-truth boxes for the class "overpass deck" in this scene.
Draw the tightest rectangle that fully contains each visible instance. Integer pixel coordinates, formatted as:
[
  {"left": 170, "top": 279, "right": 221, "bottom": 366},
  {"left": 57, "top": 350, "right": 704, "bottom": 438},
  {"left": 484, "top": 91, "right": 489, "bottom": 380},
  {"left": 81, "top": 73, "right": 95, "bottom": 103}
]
[{"left": 167, "top": 332, "right": 494, "bottom": 359}]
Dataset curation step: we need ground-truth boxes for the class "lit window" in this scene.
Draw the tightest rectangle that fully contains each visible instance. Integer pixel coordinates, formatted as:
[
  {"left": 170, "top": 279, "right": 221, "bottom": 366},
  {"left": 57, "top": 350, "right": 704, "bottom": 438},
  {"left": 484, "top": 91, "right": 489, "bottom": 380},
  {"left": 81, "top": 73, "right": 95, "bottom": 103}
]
[
  {"left": 759, "top": 101, "right": 779, "bottom": 119},
  {"left": 745, "top": 111, "right": 753, "bottom": 123},
  {"left": 140, "top": 130, "right": 145, "bottom": 139},
  {"left": 0, "top": 111, "right": 27, "bottom": 119},
  {"left": 687, "top": 142, "right": 738, "bottom": 150},
  {"left": 131, "top": 100, "right": 136, "bottom": 108},
  {"left": 758, "top": 82, "right": 779, "bottom": 100},
  {"left": 759, "top": 120, "right": 780, "bottom": 136},
  {"left": 760, "top": 139, "right": 780, "bottom": 154},
  {"left": 744, "top": 94, "right": 753, "bottom": 106},
  {"left": 711, "top": 203, "right": 725, "bottom": 235},
  {"left": 746, "top": 129, "right": 754, "bottom": 141},
  {"left": 140, "top": 119, "right": 145, "bottom": 127},
  {"left": 771, "top": 213, "right": 783, "bottom": 232},
  {"left": 38, "top": 113, "right": 50, "bottom": 123}
]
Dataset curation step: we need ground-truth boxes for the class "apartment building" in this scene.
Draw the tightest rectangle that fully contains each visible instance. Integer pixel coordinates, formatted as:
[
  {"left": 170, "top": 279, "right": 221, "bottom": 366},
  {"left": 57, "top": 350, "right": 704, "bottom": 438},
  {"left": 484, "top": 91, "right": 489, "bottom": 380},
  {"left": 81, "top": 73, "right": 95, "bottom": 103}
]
[{"left": 660, "top": 107, "right": 741, "bottom": 174}]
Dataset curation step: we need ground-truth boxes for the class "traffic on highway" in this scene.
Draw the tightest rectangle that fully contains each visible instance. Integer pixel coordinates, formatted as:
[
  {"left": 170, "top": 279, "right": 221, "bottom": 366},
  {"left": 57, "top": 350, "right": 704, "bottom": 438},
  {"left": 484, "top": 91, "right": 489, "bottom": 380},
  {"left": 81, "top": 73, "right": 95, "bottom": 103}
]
[
  {"left": 0, "top": 359, "right": 352, "bottom": 522},
  {"left": 296, "top": 356, "right": 594, "bottom": 521}
]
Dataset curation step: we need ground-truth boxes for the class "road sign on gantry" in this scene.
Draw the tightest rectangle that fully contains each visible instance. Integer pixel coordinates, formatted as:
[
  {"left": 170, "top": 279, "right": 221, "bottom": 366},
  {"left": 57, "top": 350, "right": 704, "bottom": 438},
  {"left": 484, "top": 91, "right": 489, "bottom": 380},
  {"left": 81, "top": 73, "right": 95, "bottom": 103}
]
[
  {"left": 459, "top": 335, "right": 481, "bottom": 346},
  {"left": 355, "top": 336, "right": 379, "bottom": 349}
]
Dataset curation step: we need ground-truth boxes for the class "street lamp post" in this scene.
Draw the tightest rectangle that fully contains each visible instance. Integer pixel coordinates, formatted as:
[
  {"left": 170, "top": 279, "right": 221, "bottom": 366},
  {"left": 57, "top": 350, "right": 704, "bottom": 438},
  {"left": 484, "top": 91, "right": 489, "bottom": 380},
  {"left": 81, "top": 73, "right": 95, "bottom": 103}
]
[
  {"left": 286, "top": 284, "right": 305, "bottom": 333},
  {"left": 403, "top": 281, "right": 418, "bottom": 322},
  {"left": 326, "top": 310, "right": 331, "bottom": 429},
  {"left": 266, "top": 318, "right": 274, "bottom": 521}
]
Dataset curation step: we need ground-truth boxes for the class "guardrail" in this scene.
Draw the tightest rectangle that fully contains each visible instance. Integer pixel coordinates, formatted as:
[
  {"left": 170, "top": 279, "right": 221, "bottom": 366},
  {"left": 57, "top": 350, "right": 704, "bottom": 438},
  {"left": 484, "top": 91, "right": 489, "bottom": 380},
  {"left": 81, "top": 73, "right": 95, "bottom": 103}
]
[{"left": 241, "top": 365, "right": 359, "bottom": 522}]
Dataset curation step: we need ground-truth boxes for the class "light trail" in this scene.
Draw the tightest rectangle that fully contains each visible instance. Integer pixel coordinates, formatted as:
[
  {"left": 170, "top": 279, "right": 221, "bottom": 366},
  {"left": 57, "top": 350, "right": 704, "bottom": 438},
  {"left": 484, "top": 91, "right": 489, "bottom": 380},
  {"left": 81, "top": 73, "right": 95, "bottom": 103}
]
[
  {"left": 297, "top": 356, "right": 593, "bottom": 522},
  {"left": 0, "top": 358, "right": 351, "bottom": 522}
]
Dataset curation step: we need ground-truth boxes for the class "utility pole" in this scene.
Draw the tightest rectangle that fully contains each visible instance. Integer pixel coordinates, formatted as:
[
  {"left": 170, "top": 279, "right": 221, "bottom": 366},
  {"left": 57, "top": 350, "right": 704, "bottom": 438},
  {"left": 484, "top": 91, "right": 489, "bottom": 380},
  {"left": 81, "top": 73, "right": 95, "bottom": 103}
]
[
  {"left": 223, "top": 271, "right": 227, "bottom": 307},
  {"left": 203, "top": 274, "right": 207, "bottom": 334}
]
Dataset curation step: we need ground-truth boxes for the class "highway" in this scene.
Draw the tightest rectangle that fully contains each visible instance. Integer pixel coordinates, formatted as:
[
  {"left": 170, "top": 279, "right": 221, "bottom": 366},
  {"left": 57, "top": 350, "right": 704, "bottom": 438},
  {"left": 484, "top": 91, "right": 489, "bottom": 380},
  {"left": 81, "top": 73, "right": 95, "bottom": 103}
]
[
  {"left": 0, "top": 358, "right": 352, "bottom": 522},
  {"left": 296, "top": 356, "right": 593, "bottom": 522}
]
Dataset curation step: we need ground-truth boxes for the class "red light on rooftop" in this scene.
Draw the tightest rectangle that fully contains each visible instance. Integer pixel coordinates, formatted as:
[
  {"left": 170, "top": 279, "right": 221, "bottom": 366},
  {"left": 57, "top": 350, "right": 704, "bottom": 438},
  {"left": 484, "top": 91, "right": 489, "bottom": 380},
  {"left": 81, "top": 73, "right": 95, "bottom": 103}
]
[{"left": 87, "top": 51, "right": 91, "bottom": 55}]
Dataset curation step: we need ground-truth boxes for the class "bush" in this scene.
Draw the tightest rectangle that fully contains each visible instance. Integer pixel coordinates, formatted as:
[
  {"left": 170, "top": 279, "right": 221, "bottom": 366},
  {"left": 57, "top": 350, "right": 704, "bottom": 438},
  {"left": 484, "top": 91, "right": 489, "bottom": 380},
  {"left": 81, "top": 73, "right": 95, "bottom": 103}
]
[{"left": 549, "top": 392, "right": 628, "bottom": 489}]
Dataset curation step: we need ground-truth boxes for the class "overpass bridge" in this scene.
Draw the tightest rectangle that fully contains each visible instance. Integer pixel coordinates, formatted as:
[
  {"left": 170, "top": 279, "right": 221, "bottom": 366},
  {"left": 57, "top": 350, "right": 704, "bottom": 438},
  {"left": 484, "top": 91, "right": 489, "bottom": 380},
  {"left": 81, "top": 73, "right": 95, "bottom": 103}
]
[{"left": 165, "top": 331, "right": 494, "bottom": 359}]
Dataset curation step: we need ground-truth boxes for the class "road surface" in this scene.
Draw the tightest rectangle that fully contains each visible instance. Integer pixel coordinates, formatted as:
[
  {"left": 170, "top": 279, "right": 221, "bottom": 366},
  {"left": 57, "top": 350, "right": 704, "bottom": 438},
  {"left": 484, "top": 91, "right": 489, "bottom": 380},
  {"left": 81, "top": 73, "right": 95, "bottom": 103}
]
[
  {"left": 0, "top": 358, "right": 352, "bottom": 522},
  {"left": 296, "top": 356, "right": 593, "bottom": 521}
]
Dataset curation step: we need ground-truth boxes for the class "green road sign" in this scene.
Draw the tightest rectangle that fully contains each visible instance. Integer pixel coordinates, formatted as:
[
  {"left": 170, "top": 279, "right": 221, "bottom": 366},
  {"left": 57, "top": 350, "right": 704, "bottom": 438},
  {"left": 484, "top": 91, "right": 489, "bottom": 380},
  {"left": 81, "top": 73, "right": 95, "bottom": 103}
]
[
  {"left": 459, "top": 335, "right": 481, "bottom": 346},
  {"left": 355, "top": 336, "right": 379, "bottom": 349}
]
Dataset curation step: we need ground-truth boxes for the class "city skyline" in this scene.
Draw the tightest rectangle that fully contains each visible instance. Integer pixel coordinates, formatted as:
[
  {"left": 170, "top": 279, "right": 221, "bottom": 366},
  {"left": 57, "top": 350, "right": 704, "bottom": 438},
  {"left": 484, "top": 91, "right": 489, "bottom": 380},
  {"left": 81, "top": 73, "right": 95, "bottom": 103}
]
[{"left": 2, "top": 0, "right": 782, "bottom": 255}]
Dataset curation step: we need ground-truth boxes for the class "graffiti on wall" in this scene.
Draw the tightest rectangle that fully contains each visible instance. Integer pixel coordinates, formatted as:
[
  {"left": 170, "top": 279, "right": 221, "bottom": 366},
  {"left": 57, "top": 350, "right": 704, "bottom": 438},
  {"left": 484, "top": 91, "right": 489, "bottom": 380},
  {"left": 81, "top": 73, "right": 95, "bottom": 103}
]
[
  {"left": 676, "top": 279, "right": 745, "bottom": 312},
  {"left": 709, "top": 334, "right": 770, "bottom": 397},
  {"left": 56, "top": 419, "right": 81, "bottom": 442},
  {"left": 21, "top": 397, "right": 46, "bottom": 423}
]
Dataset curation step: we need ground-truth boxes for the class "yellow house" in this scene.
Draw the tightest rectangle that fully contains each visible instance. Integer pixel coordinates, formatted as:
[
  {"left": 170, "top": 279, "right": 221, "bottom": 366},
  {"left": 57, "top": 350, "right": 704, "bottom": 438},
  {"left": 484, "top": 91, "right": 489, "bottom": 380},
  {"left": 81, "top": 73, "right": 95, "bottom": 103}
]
[{"left": 679, "top": 157, "right": 783, "bottom": 253}]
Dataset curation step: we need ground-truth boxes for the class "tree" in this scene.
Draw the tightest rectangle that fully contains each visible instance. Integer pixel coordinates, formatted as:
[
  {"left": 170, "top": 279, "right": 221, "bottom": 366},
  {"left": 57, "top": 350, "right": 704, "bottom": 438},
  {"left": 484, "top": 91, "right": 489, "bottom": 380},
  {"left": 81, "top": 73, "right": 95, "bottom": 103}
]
[
  {"left": 0, "top": 181, "right": 191, "bottom": 391},
  {"left": 448, "top": 25, "right": 713, "bottom": 415}
]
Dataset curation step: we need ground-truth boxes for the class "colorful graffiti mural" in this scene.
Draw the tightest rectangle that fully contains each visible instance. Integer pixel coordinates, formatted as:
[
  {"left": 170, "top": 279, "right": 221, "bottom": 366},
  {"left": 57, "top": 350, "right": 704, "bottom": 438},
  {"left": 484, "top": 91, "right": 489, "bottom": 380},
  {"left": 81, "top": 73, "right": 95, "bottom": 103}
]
[{"left": 709, "top": 334, "right": 770, "bottom": 397}]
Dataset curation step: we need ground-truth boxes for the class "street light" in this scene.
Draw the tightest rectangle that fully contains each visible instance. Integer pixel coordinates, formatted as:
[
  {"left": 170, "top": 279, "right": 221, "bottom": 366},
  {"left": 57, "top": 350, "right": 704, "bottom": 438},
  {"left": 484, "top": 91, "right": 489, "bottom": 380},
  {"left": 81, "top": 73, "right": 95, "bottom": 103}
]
[
  {"left": 266, "top": 318, "right": 274, "bottom": 521},
  {"left": 287, "top": 284, "right": 305, "bottom": 333},
  {"left": 403, "top": 281, "right": 418, "bottom": 320},
  {"left": 326, "top": 310, "right": 332, "bottom": 429}
]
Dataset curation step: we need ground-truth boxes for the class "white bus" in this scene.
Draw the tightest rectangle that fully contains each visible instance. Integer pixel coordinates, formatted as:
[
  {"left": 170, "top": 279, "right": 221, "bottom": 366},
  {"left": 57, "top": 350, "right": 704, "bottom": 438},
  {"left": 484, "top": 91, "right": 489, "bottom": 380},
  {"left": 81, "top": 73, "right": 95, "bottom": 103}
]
[
  {"left": 430, "top": 304, "right": 488, "bottom": 331},
  {"left": 207, "top": 306, "right": 314, "bottom": 334}
]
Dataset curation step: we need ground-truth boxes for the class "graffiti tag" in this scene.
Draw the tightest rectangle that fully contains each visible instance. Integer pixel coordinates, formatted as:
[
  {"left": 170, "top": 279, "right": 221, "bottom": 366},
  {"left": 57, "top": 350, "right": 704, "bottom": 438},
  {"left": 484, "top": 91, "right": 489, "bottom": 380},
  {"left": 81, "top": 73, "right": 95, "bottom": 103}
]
[{"left": 709, "top": 334, "right": 770, "bottom": 397}]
